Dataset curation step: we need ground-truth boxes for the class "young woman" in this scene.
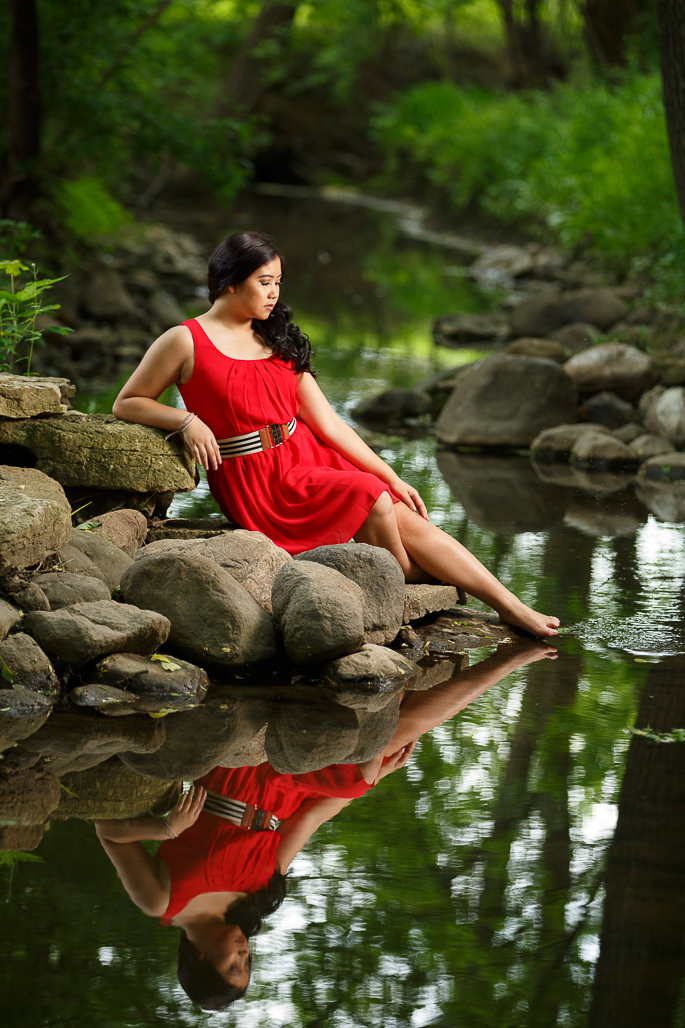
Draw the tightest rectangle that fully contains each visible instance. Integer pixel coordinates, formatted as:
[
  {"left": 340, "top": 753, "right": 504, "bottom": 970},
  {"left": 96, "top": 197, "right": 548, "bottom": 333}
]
[{"left": 113, "top": 231, "right": 559, "bottom": 639}]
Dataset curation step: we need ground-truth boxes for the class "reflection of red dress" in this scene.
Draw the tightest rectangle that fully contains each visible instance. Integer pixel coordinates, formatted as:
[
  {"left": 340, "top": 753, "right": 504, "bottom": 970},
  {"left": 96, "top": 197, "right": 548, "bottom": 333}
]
[
  {"left": 157, "top": 763, "right": 372, "bottom": 924},
  {"left": 177, "top": 319, "right": 399, "bottom": 555}
]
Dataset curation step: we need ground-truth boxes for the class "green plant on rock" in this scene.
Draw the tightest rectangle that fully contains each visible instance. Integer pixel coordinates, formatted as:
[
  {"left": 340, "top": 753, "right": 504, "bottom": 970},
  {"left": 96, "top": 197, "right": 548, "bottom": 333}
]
[{"left": 0, "top": 260, "right": 72, "bottom": 375}]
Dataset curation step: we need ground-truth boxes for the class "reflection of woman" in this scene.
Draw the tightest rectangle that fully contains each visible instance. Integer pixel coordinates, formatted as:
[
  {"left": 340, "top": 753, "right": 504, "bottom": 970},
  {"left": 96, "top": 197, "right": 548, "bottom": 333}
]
[
  {"left": 113, "top": 231, "right": 558, "bottom": 639},
  {"left": 95, "top": 753, "right": 410, "bottom": 1010}
]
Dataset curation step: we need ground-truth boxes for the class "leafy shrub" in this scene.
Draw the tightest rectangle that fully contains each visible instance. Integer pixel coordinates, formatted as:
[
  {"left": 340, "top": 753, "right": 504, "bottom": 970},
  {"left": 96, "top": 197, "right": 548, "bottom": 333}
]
[
  {"left": 373, "top": 73, "right": 684, "bottom": 284},
  {"left": 54, "top": 176, "right": 132, "bottom": 241}
]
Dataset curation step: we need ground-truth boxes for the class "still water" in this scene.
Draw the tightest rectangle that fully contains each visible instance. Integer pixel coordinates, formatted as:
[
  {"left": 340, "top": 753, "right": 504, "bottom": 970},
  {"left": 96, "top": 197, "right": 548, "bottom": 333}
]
[{"left": 3, "top": 191, "right": 685, "bottom": 1028}]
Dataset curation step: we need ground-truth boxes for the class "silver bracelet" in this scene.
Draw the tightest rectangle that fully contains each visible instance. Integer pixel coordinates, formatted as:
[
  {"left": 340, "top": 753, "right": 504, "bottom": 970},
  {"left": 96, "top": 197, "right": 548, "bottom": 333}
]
[{"left": 165, "top": 412, "right": 195, "bottom": 442}]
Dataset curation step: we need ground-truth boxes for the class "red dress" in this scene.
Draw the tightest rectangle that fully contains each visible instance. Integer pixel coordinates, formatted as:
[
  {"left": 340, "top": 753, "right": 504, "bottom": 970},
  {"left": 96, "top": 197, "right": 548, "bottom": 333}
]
[
  {"left": 157, "top": 762, "right": 372, "bottom": 925},
  {"left": 177, "top": 318, "right": 399, "bottom": 555}
]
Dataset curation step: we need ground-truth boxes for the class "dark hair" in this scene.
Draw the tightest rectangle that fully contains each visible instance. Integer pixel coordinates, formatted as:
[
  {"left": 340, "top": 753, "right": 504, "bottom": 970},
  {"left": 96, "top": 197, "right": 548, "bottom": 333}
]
[
  {"left": 176, "top": 873, "right": 287, "bottom": 1011},
  {"left": 207, "top": 231, "right": 315, "bottom": 374}
]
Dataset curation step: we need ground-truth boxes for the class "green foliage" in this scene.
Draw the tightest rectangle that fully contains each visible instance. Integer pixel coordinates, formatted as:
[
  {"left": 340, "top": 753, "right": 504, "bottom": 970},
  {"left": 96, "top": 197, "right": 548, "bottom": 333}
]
[
  {"left": 0, "top": 260, "right": 72, "bottom": 374},
  {"left": 374, "top": 72, "right": 685, "bottom": 291},
  {"left": 55, "top": 176, "right": 132, "bottom": 240}
]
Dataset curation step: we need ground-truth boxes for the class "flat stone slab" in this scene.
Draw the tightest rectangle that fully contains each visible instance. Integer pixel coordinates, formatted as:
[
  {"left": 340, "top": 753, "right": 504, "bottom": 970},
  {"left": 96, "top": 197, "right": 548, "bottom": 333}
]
[
  {"left": 147, "top": 518, "right": 237, "bottom": 543},
  {"left": 0, "top": 374, "right": 74, "bottom": 418},
  {"left": 403, "top": 584, "right": 459, "bottom": 622},
  {"left": 400, "top": 609, "right": 523, "bottom": 662}
]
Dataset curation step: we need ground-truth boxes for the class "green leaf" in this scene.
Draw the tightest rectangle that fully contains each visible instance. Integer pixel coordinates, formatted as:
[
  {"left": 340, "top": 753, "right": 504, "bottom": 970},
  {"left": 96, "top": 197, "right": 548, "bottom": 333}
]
[
  {"left": 0, "top": 260, "right": 29, "bottom": 276},
  {"left": 1, "top": 664, "right": 14, "bottom": 684},
  {"left": 150, "top": 654, "right": 181, "bottom": 672}
]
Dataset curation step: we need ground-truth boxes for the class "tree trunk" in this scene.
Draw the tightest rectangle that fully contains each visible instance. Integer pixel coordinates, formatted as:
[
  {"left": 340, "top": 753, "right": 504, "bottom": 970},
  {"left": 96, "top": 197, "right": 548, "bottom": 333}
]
[
  {"left": 495, "top": 0, "right": 564, "bottom": 86},
  {"left": 3, "top": 0, "right": 41, "bottom": 216},
  {"left": 583, "top": 0, "right": 643, "bottom": 66},
  {"left": 225, "top": 1, "right": 298, "bottom": 112},
  {"left": 657, "top": 0, "right": 685, "bottom": 228}
]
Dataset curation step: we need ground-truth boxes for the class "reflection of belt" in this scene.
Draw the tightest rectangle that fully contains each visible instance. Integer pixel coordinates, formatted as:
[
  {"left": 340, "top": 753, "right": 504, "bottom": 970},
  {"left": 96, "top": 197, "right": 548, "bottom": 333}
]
[
  {"left": 217, "top": 417, "right": 297, "bottom": 459},
  {"left": 204, "top": 790, "right": 279, "bottom": 831}
]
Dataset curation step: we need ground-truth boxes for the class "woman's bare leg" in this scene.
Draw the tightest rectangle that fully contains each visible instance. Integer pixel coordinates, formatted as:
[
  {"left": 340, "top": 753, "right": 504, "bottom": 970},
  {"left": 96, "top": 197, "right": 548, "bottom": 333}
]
[{"left": 355, "top": 494, "right": 560, "bottom": 638}]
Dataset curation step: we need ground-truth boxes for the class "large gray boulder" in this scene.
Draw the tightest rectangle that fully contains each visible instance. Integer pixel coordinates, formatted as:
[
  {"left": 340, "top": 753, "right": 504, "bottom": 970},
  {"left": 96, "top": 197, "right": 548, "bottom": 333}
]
[
  {"left": 272, "top": 561, "right": 365, "bottom": 664},
  {"left": 570, "top": 430, "right": 638, "bottom": 468},
  {"left": 33, "top": 572, "right": 111, "bottom": 609},
  {"left": 134, "top": 531, "right": 291, "bottom": 613},
  {"left": 323, "top": 644, "right": 413, "bottom": 710},
  {"left": 87, "top": 651, "right": 209, "bottom": 713},
  {"left": 0, "top": 373, "right": 74, "bottom": 418},
  {"left": 530, "top": 423, "right": 612, "bottom": 462},
  {"left": 294, "top": 543, "right": 405, "bottom": 644},
  {"left": 0, "top": 634, "right": 60, "bottom": 697},
  {"left": 644, "top": 387, "right": 685, "bottom": 450},
  {"left": 558, "top": 289, "right": 628, "bottom": 330},
  {"left": 0, "top": 467, "right": 72, "bottom": 574},
  {"left": 564, "top": 343, "right": 659, "bottom": 401},
  {"left": 24, "top": 601, "right": 170, "bottom": 667},
  {"left": 59, "top": 528, "right": 133, "bottom": 589},
  {"left": 86, "top": 510, "right": 148, "bottom": 555},
  {"left": 265, "top": 694, "right": 360, "bottom": 774},
  {"left": 0, "top": 413, "right": 196, "bottom": 493},
  {"left": 120, "top": 551, "right": 276, "bottom": 666},
  {"left": 435, "top": 354, "right": 577, "bottom": 447}
]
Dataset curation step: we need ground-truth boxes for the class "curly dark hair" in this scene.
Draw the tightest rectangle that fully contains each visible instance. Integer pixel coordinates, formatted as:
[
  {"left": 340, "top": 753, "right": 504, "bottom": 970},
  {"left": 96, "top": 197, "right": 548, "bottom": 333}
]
[
  {"left": 176, "top": 872, "right": 287, "bottom": 1011},
  {"left": 207, "top": 231, "right": 315, "bottom": 375}
]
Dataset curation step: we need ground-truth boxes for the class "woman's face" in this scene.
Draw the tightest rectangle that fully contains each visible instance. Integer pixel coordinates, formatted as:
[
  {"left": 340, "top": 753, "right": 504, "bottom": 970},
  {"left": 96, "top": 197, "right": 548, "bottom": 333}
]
[
  {"left": 229, "top": 257, "right": 282, "bottom": 320},
  {"left": 205, "top": 923, "right": 250, "bottom": 990}
]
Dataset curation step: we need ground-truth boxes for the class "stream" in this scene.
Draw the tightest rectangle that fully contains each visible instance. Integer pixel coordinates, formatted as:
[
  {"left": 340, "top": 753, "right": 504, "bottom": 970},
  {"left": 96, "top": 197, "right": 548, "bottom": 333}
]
[{"left": 3, "top": 188, "right": 685, "bottom": 1028}]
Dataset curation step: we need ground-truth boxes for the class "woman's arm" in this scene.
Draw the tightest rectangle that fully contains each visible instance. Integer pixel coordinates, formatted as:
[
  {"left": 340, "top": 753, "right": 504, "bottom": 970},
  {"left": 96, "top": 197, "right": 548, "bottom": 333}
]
[
  {"left": 112, "top": 327, "right": 221, "bottom": 471},
  {"left": 274, "top": 796, "right": 352, "bottom": 873},
  {"left": 296, "top": 373, "right": 428, "bottom": 518}
]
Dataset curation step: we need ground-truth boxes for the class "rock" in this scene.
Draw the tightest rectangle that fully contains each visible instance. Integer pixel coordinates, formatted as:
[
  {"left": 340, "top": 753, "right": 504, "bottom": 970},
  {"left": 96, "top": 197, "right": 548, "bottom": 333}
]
[
  {"left": 529, "top": 423, "right": 612, "bottom": 462},
  {"left": 323, "top": 644, "right": 413, "bottom": 710},
  {"left": 342, "top": 697, "right": 401, "bottom": 762},
  {"left": 134, "top": 531, "right": 290, "bottom": 614},
  {"left": 85, "top": 509, "right": 148, "bottom": 555},
  {"left": 563, "top": 491, "right": 647, "bottom": 538},
  {"left": 637, "top": 452, "right": 685, "bottom": 484},
  {"left": 568, "top": 468, "right": 635, "bottom": 495},
  {"left": 564, "top": 343, "right": 659, "bottom": 401},
  {"left": 433, "top": 313, "right": 509, "bottom": 346},
  {"left": 470, "top": 244, "right": 533, "bottom": 288},
  {"left": 558, "top": 289, "right": 628, "bottom": 330},
  {"left": 120, "top": 551, "right": 276, "bottom": 666},
  {"left": 119, "top": 688, "right": 270, "bottom": 780},
  {"left": 24, "top": 601, "right": 170, "bottom": 667},
  {"left": 148, "top": 291, "right": 186, "bottom": 329},
  {"left": 577, "top": 391, "right": 635, "bottom": 429},
  {"left": 510, "top": 293, "right": 565, "bottom": 337},
  {"left": 435, "top": 354, "right": 577, "bottom": 447},
  {"left": 0, "top": 599, "right": 21, "bottom": 640},
  {"left": 402, "top": 656, "right": 466, "bottom": 693},
  {"left": 0, "top": 373, "right": 72, "bottom": 418},
  {"left": 644, "top": 387, "right": 685, "bottom": 450},
  {"left": 0, "top": 769, "right": 61, "bottom": 825},
  {"left": 0, "top": 688, "right": 54, "bottom": 720},
  {"left": 265, "top": 695, "right": 360, "bottom": 774},
  {"left": 91, "top": 651, "right": 209, "bottom": 711},
  {"left": 633, "top": 480, "right": 685, "bottom": 522},
  {"left": 549, "top": 322, "right": 599, "bottom": 353},
  {"left": 403, "top": 584, "right": 459, "bottom": 622},
  {"left": 657, "top": 358, "right": 685, "bottom": 388},
  {"left": 64, "top": 527, "right": 133, "bottom": 588},
  {"left": 68, "top": 684, "right": 140, "bottom": 715},
  {"left": 0, "top": 414, "right": 196, "bottom": 493},
  {"left": 21, "top": 710, "right": 165, "bottom": 776},
  {"left": 570, "top": 431, "right": 639, "bottom": 469},
  {"left": 55, "top": 758, "right": 181, "bottom": 820},
  {"left": 613, "top": 422, "right": 643, "bottom": 444},
  {"left": 638, "top": 384, "right": 666, "bottom": 423},
  {"left": 82, "top": 269, "right": 137, "bottom": 319},
  {"left": 0, "top": 465, "right": 72, "bottom": 513},
  {"left": 146, "top": 518, "right": 236, "bottom": 543},
  {"left": 0, "top": 824, "right": 48, "bottom": 851},
  {"left": 294, "top": 543, "right": 405, "bottom": 645},
  {"left": 436, "top": 452, "right": 571, "bottom": 533},
  {"left": 32, "top": 572, "right": 111, "bottom": 609},
  {"left": 272, "top": 561, "right": 365, "bottom": 664},
  {"left": 0, "top": 478, "right": 72, "bottom": 575},
  {"left": 113, "top": 223, "right": 206, "bottom": 282},
  {"left": 0, "top": 634, "right": 60, "bottom": 696},
  {"left": 6, "top": 581, "right": 49, "bottom": 612},
  {"left": 628, "top": 434, "right": 674, "bottom": 460},
  {"left": 504, "top": 338, "right": 569, "bottom": 363},
  {"left": 352, "top": 388, "right": 432, "bottom": 423}
]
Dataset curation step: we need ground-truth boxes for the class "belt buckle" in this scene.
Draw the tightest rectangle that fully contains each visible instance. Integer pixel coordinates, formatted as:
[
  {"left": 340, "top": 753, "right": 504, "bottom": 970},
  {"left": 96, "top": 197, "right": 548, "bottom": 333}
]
[{"left": 269, "top": 423, "right": 283, "bottom": 447}]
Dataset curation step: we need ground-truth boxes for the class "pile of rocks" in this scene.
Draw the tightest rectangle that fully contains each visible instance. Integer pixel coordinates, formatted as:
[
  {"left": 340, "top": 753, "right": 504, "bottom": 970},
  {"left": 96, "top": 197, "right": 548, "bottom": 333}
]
[{"left": 32, "top": 223, "right": 208, "bottom": 392}]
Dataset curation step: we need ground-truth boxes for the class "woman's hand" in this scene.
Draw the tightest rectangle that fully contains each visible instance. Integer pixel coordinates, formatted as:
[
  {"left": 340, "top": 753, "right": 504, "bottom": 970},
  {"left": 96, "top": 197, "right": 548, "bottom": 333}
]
[
  {"left": 166, "top": 786, "right": 207, "bottom": 837},
  {"left": 183, "top": 417, "right": 222, "bottom": 472},
  {"left": 391, "top": 479, "right": 429, "bottom": 521}
]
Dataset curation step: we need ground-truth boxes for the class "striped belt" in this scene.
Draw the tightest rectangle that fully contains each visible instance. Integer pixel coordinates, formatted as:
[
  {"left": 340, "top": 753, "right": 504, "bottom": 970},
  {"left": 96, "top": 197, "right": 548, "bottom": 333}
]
[
  {"left": 217, "top": 417, "right": 297, "bottom": 459},
  {"left": 203, "top": 790, "right": 279, "bottom": 831}
]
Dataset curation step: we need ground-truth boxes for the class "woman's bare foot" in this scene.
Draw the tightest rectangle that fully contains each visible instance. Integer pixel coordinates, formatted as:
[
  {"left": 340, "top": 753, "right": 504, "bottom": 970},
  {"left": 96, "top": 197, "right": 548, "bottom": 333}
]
[{"left": 496, "top": 598, "right": 560, "bottom": 638}]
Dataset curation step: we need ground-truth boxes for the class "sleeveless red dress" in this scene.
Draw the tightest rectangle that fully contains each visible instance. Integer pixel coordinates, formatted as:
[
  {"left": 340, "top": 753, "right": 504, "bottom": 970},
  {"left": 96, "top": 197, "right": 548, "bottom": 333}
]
[
  {"left": 157, "top": 762, "right": 372, "bottom": 925},
  {"left": 177, "top": 319, "right": 399, "bottom": 556}
]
